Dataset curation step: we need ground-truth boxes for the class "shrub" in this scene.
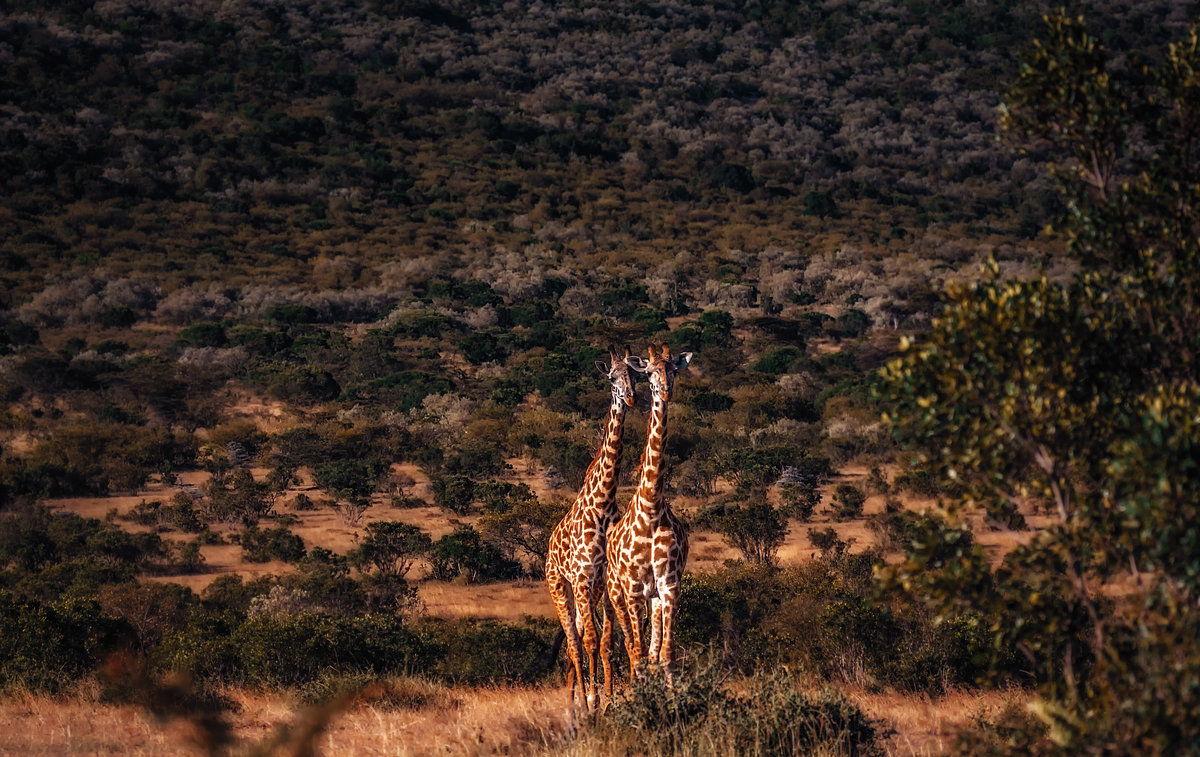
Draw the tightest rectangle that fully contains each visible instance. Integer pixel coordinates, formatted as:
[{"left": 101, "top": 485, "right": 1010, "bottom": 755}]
[
  {"left": 751, "top": 346, "right": 804, "bottom": 374},
  {"left": 240, "top": 525, "right": 306, "bottom": 563},
  {"left": 717, "top": 501, "right": 789, "bottom": 566},
  {"left": 429, "top": 473, "right": 475, "bottom": 514},
  {"left": 174, "top": 540, "right": 206, "bottom": 574},
  {"left": 780, "top": 481, "right": 821, "bottom": 521},
  {"left": 425, "top": 618, "right": 556, "bottom": 683},
  {"left": 349, "top": 521, "right": 432, "bottom": 579},
  {"left": 808, "top": 527, "right": 845, "bottom": 554},
  {"left": 832, "top": 484, "right": 866, "bottom": 520},
  {"left": 0, "top": 592, "right": 131, "bottom": 691},
  {"left": 429, "top": 526, "right": 521, "bottom": 583},
  {"left": 179, "top": 321, "right": 228, "bottom": 347},
  {"left": 599, "top": 665, "right": 883, "bottom": 757}
]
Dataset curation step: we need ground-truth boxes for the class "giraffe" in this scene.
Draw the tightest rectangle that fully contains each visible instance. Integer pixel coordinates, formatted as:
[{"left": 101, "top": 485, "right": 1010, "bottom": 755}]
[
  {"left": 605, "top": 343, "right": 692, "bottom": 686},
  {"left": 545, "top": 346, "right": 639, "bottom": 712}
]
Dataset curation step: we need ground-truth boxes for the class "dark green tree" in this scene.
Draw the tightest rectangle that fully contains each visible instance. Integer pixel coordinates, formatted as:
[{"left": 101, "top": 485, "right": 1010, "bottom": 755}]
[
  {"left": 717, "top": 501, "right": 789, "bottom": 566},
  {"left": 349, "top": 521, "right": 432, "bottom": 579},
  {"left": 880, "top": 15, "right": 1200, "bottom": 752}
]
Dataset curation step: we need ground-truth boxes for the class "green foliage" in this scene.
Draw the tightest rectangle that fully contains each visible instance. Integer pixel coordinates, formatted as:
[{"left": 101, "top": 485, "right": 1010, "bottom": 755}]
[
  {"left": 600, "top": 665, "right": 883, "bottom": 757},
  {"left": 429, "top": 526, "right": 521, "bottom": 583},
  {"left": 750, "top": 346, "right": 804, "bottom": 374},
  {"left": 348, "top": 521, "right": 431, "bottom": 579},
  {"left": 831, "top": 483, "right": 866, "bottom": 521},
  {"left": 253, "top": 362, "right": 340, "bottom": 403},
  {"left": 676, "top": 558, "right": 994, "bottom": 694},
  {"left": 716, "top": 446, "right": 825, "bottom": 491},
  {"left": 803, "top": 190, "right": 839, "bottom": 218},
  {"left": 179, "top": 321, "right": 228, "bottom": 348},
  {"left": 716, "top": 500, "right": 789, "bottom": 566},
  {"left": 476, "top": 490, "right": 566, "bottom": 578},
  {"left": 240, "top": 525, "right": 306, "bottom": 563},
  {"left": 6, "top": 424, "right": 195, "bottom": 497},
  {"left": 312, "top": 457, "right": 388, "bottom": 504},
  {"left": 780, "top": 481, "right": 821, "bottom": 521},
  {"left": 429, "top": 473, "right": 475, "bottom": 515},
  {"left": 881, "top": 14, "right": 1200, "bottom": 751},
  {"left": 201, "top": 468, "right": 271, "bottom": 526},
  {"left": 423, "top": 618, "right": 556, "bottom": 684},
  {"left": 0, "top": 590, "right": 131, "bottom": 691}
]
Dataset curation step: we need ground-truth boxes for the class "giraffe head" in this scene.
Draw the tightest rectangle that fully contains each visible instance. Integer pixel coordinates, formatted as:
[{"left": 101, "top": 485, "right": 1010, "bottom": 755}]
[
  {"left": 627, "top": 343, "right": 692, "bottom": 401},
  {"left": 595, "top": 345, "right": 638, "bottom": 407}
]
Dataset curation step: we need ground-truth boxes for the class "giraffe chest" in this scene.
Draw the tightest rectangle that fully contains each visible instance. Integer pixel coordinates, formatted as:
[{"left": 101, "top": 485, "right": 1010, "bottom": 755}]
[{"left": 617, "top": 516, "right": 685, "bottom": 583}]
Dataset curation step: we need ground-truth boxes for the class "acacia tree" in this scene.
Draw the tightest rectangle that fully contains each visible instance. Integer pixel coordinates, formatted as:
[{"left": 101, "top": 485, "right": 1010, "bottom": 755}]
[
  {"left": 718, "top": 501, "right": 789, "bottom": 566},
  {"left": 475, "top": 485, "right": 566, "bottom": 579},
  {"left": 349, "top": 521, "right": 432, "bottom": 579},
  {"left": 879, "top": 15, "right": 1200, "bottom": 752}
]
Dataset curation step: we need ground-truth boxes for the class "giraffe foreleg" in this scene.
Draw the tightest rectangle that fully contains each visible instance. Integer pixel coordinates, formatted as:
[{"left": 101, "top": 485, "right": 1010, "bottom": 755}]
[
  {"left": 658, "top": 591, "right": 679, "bottom": 687},
  {"left": 550, "top": 579, "right": 586, "bottom": 710},
  {"left": 573, "top": 582, "right": 599, "bottom": 713},
  {"left": 599, "top": 587, "right": 616, "bottom": 708},
  {"left": 648, "top": 596, "right": 665, "bottom": 669}
]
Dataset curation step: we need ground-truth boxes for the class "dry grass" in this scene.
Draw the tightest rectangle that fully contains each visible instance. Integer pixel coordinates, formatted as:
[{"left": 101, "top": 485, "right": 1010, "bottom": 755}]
[
  {"left": 0, "top": 678, "right": 1024, "bottom": 757},
  {"left": 420, "top": 578, "right": 556, "bottom": 621},
  {"left": 848, "top": 686, "right": 1027, "bottom": 756},
  {"left": 0, "top": 681, "right": 575, "bottom": 757}
]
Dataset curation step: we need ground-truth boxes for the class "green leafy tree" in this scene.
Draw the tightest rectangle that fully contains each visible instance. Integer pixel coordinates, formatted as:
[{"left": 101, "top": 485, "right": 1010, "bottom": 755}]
[
  {"left": 349, "top": 521, "right": 432, "bottom": 579},
  {"left": 429, "top": 526, "right": 521, "bottom": 583},
  {"left": 716, "top": 501, "right": 789, "bottom": 566},
  {"left": 476, "top": 491, "right": 567, "bottom": 578},
  {"left": 430, "top": 473, "right": 476, "bottom": 515},
  {"left": 880, "top": 15, "right": 1200, "bottom": 752},
  {"left": 831, "top": 483, "right": 866, "bottom": 521}
]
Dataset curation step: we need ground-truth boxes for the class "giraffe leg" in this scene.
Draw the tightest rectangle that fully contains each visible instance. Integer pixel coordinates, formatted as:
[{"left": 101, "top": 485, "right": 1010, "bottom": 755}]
[
  {"left": 627, "top": 594, "right": 647, "bottom": 680},
  {"left": 551, "top": 579, "right": 586, "bottom": 710},
  {"left": 659, "top": 592, "right": 679, "bottom": 687},
  {"left": 574, "top": 583, "right": 599, "bottom": 713},
  {"left": 648, "top": 596, "right": 664, "bottom": 670},
  {"left": 600, "top": 588, "right": 616, "bottom": 708},
  {"left": 609, "top": 578, "right": 638, "bottom": 686}
]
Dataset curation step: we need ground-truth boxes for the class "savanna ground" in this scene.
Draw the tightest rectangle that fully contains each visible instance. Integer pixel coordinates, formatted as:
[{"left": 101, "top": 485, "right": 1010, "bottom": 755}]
[{"left": 1, "top": 435, "right": 1043, "bottom": 756}]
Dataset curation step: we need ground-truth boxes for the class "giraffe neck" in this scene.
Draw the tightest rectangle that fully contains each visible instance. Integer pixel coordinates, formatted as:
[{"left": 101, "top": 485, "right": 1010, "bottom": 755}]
[
  {"left": 634, "top": 389, "right": 669, "bottom": 518},
  {"left": 577, "top": 394, "right": 627, "bottom": 517}
]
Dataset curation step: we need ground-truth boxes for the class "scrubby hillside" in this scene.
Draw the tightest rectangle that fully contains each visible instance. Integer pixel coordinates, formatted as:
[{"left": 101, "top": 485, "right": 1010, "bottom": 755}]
[{"left": 2, "top": 1, "right": 1199, "bottom": 754}]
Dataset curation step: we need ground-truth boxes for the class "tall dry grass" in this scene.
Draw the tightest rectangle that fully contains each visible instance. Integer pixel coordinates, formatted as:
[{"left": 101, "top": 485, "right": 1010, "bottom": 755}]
[{"left": 0, "top": 673, "right": 1026, "bottom": 756}]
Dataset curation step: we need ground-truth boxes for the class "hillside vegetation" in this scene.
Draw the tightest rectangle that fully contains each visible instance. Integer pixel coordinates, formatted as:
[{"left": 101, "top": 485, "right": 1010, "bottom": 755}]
[{"left": 2, "top": 1, "right": 1199, "bottom": 755}]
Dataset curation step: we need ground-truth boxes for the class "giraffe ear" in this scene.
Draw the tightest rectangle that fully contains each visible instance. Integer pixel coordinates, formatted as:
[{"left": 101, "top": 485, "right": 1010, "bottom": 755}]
[
  {"left": 624, "top": 355, "right": 649, "bottom": 373},
  {"left": 595, "top": 360, "right": 611, "bottom": 375},
  {"left": 673, "top": 352, "right": 693, "bottom": 370}
]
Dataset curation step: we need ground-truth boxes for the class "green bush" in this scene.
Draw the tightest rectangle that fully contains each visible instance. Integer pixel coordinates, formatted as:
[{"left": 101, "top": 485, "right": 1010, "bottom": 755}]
[
  {"left": 240, "top": 525, "right": 306, "bottom": 563},
  {"left": 599, "top": 665, "right": 883, "bottom": 757},
  {"left": 349, "top": 521, "right": 431, "bottom": 579},
  {"left": 0, "top": 591, "right": 132, "bottom": 691},
  {"left": 429, "top": 526, "right": 521, "bottom": 583},
  {"left": 751, "top": 346, "right": 804, "bottom": 374},
  {"left": 179, "top": 321, "right": 228, "bottom": 347},
  {"left": 780, "top": 480, "right": 821, "bottom": 521},
  {"left": 424, "top": 618, "right": 555, "bottom": 683},
  {"left": 832, "top": 484, "right": 866, "bottom": 520},
  {"left": 676, "top": 557, "right": 996, "bottom": 694},
  {"left": 717, "top": 501, "right": 789, "bottom": 566},
  {"left": 429, "top": 473, "right": 475, "bottom": 514}
]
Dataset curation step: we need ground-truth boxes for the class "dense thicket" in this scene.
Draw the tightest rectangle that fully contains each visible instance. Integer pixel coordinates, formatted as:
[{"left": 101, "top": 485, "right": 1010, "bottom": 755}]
[{"left": 0, "top": 0, "right": 1192, "bottom": 302}]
